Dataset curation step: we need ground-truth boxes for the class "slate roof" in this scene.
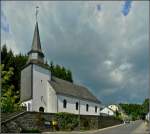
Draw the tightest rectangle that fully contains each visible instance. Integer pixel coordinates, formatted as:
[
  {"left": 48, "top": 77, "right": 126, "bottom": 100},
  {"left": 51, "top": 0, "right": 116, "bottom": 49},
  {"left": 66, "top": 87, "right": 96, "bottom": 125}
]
[
  {"left": 49, "top": 76, "right": 101, "bottom": 104},
  {"left": 28, "top": 22, "right": 44, "bottom": 57}
]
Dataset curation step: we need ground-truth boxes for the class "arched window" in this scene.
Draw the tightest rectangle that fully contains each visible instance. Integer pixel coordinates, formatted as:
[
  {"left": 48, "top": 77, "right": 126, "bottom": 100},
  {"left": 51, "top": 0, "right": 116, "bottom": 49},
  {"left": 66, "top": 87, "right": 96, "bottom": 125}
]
[
  {"left": 39, "top": 107, "right": 44, "bottom": 112},
  {"left": 76, "top": 102, "right": 79, "bottom": 110},
  {"left": 86, "top": 104, "right": 89, "bottom": 112},
  {"left": 63, "top": 99, "right": 67, "bottom": 108},
  {"left": 95, "top": 106, "right": 97, "bottom": 113}
]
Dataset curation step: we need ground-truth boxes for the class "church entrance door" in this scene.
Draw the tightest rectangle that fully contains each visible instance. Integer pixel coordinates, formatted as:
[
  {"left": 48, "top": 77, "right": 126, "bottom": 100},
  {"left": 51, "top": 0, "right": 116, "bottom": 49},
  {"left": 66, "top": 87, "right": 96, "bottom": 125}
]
[{"left": 39, "top": 107, "right": 44, "bottom": 112}]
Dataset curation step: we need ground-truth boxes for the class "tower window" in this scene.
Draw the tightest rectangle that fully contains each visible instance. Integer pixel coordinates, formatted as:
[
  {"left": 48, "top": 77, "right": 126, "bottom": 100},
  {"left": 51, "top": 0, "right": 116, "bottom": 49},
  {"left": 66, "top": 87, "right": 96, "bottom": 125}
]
[
  {"left": 86, "top": 104, "right": 89, "bottom": 112},
  {"left": 76, "top": 102, "right": 79, "bottom": 110},
  {"left": 63, "top": 99, "right": 67, "bottom": 108},
  {"left": 95, "top": 106, "right": 97, "bottom": 113}
]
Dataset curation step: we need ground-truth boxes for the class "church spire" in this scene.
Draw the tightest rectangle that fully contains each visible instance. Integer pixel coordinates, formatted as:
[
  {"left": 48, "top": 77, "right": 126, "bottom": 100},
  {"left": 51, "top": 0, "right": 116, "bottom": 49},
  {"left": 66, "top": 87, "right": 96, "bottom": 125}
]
[{"left": 27, "top": 6, "right": 44, "bottom": 64}]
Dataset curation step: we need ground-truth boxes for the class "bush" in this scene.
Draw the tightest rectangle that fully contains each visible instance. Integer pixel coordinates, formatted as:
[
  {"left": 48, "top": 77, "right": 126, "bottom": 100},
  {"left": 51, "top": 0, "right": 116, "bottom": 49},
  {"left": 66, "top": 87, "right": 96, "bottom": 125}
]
[
  {"left": 55, "top": 112, "right": 79, "bottom": 131},
  {"left": 21, "top": 128, "right": 40, "bottom": 133},
  {"left": 36, "top": 113, "right": 45, "bottom": 127},
  {"left": 83, "top": 119, "right": 90, "bottom": 129}
]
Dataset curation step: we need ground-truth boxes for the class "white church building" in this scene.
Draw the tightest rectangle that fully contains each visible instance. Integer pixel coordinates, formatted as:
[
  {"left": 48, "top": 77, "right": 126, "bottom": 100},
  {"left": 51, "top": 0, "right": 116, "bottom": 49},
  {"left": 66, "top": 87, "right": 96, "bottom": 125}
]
[{"left": 21, "top": 18, "right": 101, "bottom": 116}]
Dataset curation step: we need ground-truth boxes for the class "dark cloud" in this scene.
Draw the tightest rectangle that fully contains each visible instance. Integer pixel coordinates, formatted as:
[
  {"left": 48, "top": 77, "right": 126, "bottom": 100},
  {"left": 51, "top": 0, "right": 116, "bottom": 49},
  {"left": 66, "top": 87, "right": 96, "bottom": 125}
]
[{"left": 1, "top": 1, "right": 149, "bottom": 104}]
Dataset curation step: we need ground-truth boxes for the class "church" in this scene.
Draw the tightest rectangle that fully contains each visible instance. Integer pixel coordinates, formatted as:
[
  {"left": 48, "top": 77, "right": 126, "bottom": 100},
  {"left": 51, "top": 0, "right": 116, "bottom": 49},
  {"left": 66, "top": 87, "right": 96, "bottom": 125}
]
[{"left": 21, "top": 14, "right": 101, "bottom": 116}]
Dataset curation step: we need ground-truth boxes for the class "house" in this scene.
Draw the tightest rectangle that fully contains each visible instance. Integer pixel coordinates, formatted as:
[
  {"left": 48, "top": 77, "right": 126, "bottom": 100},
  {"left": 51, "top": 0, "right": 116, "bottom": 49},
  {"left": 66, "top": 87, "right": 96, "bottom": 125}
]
[
  {"left": 108, "top": 104, "right": 119, "bottom": 112},
  {"left": 108, "top": 104, "right": 129, "bottom": 120},
  {"left": 100, "top": 107, "right": 115, "bottom": 116},
  {"left": 146, "top": 112, "right": 150, "bottom": 121},
  {"left": 21, "top": 17, "right": 101, "bottom": 116}
]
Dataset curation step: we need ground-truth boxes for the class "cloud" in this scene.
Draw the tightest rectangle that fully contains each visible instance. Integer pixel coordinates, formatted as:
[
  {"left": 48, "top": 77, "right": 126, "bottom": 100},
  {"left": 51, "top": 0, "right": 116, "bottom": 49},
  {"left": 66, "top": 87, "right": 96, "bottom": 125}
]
[
  {"left": 1, "top": 1, "right": 149, "bottom": 104},
  {"left": 97, "top": 4, "right": 101, "bottom": 12},
  {"left": 1, "top": 10, "right": 10, "bottom": 33}
]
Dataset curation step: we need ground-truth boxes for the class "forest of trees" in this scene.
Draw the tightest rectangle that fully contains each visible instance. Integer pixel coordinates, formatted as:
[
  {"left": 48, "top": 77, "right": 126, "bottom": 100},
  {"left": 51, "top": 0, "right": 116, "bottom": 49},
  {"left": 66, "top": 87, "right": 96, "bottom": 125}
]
[
  {"left": 1, "top": 44, "right": 73, "bottom": 112},
  {"left": 119, "top": 99, "right": 149, "bottom": 120}
]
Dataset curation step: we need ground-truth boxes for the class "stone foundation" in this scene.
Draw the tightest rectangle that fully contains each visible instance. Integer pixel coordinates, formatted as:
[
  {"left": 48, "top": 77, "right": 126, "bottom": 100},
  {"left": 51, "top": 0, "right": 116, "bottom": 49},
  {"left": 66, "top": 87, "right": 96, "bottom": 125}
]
[{"left": 1, "top": 112, "right": 122, "bottom": 133}]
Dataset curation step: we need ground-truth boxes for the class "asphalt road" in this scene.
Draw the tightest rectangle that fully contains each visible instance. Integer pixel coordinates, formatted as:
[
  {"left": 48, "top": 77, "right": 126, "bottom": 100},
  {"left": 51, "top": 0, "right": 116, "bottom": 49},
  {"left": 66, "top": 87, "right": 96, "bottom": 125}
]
[
  {"left": 94, "top": 120, "right": 149, "bottom": 134},
  {"left": 43, "top": 120, "right": 150, "bottom": 134}
]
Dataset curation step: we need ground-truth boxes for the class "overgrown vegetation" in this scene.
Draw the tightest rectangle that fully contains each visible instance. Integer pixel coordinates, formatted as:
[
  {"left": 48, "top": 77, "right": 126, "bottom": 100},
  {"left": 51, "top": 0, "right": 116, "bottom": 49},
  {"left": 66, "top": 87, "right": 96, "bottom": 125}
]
[
  {"left": 119, "top": 99, "right": 149, "bottom": 120},
  {"left": 0, "top": 64, "right": 22, "bottom": 112},
  {"left": 20, "top": 128, "right": 40, "bottom": 133},
  {"left": 82, "top": 118, "right": 90, "bottom": 130},
  {"left": 114, "top": 110, "right": 123, "bottom": 121},
  {"left": 55, "top": 112, "right": 79, "bottom": 131},
  {"left": 36, "top": 112, "right": 45, "bottom": 127},
  {"left": 49, "top": 62, "right": 73, "bottom": 83}
]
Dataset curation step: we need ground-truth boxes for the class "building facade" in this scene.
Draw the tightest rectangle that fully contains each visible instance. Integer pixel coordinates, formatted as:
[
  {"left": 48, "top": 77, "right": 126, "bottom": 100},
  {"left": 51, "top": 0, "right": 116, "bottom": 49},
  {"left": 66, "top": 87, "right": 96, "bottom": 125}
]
[
  {"left": 21, "top": 19, "right": 101, "bottom": 116},
  {"left": 108, "top": 105, "right": 119, "bottom": 112},
  {"left": 100, "top": 107, "right": 115, "bottom": 116}
]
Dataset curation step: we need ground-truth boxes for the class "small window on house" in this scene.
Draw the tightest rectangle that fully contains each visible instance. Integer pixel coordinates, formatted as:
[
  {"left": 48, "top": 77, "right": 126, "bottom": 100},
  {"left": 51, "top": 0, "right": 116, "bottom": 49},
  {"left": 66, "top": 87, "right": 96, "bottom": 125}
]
[
  {"left": 86, "top": 104, "right": 89, "bottom": 112},
  {"left": 63, "top": 99, "right": 67, "bottom": 108},
  {"left": 95, "top": 106, "right": 97, "bottom": 113},
  {"left": 76, "top": 102, "right": 79, "bottom": 110}
]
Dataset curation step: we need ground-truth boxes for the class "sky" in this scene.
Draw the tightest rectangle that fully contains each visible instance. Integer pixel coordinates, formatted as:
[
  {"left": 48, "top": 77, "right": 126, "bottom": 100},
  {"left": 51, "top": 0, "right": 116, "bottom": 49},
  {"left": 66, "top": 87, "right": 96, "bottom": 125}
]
[{"left": 1, "top": 1, "right": 149, "bottom": 105}]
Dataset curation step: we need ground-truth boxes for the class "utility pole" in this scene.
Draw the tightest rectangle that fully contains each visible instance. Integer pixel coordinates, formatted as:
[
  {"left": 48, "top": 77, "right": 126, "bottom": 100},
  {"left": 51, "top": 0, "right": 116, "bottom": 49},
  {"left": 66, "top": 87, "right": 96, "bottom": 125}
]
[
  {"left": 148, "top": 11, "right": 150, "bottom": 130},
  {"left": 78, "top": 99, "right": 80, "bottom": 131},
  {"left": 148, "top": 2, "right": 150, "bottom": 131}
]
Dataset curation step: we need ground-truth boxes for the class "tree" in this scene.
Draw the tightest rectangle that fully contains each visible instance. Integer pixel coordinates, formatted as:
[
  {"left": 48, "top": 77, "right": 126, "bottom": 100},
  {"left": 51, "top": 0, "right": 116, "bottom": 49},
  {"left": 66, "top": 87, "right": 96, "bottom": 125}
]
[
  {"left": 119, "top": 103, "right": 144, "bottom": 120},
  {"left": 66, "top": 70, "right": 73, "bottom": 82},
  {"left": 1, "top": 64, "right": 14, "bottom": 95},
  {"left": 142, "top": 98, "right": 149, "bottom": 114},
  {"left": 49, "top": 61, "right": 73, "bottom": 83},
  {"left": 0, "top": 64, "right": 21, "bottom": 112},
  {"left": 1, "top": 88, "right": 21, "bottom": 113},
  {"left": 1, "top": 45, "right": 28, "bottom": 95}
]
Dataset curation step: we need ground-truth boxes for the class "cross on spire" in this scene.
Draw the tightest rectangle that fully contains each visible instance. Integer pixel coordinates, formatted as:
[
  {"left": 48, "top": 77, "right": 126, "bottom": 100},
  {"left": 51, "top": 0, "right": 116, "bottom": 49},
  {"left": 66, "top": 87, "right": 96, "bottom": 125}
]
[{"left": 36, "top": 6, "right": 39, "bottom": 22}]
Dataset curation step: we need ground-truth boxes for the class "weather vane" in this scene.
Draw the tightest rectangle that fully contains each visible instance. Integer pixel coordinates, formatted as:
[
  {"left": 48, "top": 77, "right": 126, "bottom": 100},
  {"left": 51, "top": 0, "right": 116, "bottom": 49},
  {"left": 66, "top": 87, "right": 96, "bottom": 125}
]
[{"left": 36, "top": 6, "right": 39, "bottom": 22}]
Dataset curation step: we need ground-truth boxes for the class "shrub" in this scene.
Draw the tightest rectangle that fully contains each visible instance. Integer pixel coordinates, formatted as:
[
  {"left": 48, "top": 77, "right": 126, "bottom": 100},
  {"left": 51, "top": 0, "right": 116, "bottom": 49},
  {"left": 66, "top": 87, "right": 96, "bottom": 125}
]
[
  {"left": 36, "top": 113, "right": 45, "bottom": 127},
  {"left": 21, "top": 128, "right": 40, "bottom": 133},
  {"left": 55, "top": 112, "right": 79, "bottom": 130},
  {"left": 83, "top": 119, "right": 90, "bottom": 130}
]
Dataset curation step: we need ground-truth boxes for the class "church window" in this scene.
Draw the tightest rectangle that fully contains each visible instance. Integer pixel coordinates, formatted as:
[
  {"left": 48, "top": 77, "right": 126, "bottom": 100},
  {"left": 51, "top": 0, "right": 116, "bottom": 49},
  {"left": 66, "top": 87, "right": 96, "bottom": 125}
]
[
  {"left": 76, "top": 102, "right": 79, "bottom": 110},
  {"left": 95, "top": 106, "right": 97, "bottom": 113},
  {"left": 86, "top": 104, "right": 89, "bottom": 112},
  {"left": 63, "top": 99, "right": 67, "bottom": 108}
]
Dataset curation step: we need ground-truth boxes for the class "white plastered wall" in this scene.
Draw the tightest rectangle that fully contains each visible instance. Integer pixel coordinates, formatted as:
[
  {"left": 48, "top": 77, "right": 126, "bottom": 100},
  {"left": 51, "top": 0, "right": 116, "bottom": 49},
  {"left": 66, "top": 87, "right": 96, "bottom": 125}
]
[
  {"left": 22, "top": 100, "right": 32, "bottom": 111},
  {"left": 57, "top": 95, "right": 100, "bottom": 115},
  {"left": 32, "top": 64, "right": 51, "bottom": 112}
]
